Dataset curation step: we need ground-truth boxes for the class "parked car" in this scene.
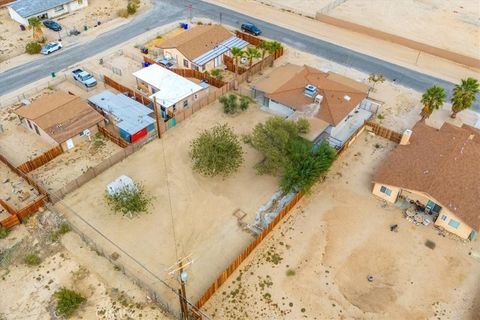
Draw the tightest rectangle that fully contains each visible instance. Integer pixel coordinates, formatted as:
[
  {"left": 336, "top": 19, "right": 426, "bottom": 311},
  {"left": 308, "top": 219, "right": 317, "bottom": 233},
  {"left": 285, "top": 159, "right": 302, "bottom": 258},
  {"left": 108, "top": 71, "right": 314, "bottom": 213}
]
[
  {"left": 241, "top": 22, "right": 261, "bottom": 36},
  {"left": 43, "top": 20, "right": 62, "bottom": 31},
  {"left": 72, "top": 68, "right": 97, "bottom": 88},
  {"left": 41, "top": 42, "right": 62, "bottom": 55}
]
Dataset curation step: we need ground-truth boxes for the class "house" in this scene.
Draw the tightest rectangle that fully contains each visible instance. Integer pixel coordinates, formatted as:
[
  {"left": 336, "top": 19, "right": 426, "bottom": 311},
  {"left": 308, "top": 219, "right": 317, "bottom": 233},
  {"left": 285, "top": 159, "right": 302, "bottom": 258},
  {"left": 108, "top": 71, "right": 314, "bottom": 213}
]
[
  {"left": 133, "top": 64, "right": 205, "bottom": 116},
  {"left": 14, "top": 91, "right": 103, "bottom": 151},
  {"left": 158, "top": 24, "right": 249, "bottom": 71},
  {"left": 254, "top": 64, "right": 375, "bottom": 148},
  {"left": 372, "top": 122, "right": 480, "bottom": 240},
  {"left": 8, "top": 0, "right": 88, "bottom": 25},
  {"left": 88, "top": 90, "right": 156, "bottom": 143}
]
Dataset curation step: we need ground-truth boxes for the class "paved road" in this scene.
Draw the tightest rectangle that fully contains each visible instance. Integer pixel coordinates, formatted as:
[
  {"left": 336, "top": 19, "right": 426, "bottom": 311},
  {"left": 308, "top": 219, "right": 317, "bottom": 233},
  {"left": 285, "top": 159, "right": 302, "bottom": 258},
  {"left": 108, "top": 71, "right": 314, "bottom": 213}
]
[{"left": 1, "top": 0, "right": 479, "bottom": 111}]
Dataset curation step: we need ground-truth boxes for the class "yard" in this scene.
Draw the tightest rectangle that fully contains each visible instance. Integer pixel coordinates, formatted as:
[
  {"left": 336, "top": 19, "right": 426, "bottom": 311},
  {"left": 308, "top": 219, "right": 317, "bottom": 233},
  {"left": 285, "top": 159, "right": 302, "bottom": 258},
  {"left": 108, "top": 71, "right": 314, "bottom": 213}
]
[
  {"left": 58, "top": 100, "right": 280, "bottom": 308},
  {"left": 0, "top": 161, "right": 41, "bottom": 212},
  {"left": 202, "top": 131, "right": 480, "bottom": 319}
]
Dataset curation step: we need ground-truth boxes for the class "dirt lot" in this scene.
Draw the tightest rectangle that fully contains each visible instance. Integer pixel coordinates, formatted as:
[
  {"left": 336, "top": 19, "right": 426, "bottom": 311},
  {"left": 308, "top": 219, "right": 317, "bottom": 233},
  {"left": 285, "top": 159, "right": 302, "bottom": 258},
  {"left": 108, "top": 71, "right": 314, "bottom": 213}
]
[
  {"left": 29, "top": 136, "right": 121, "bottom": 192},
  {"left": 58, "top": 101, "right": 279, "bottom": 306},
  {"left": 252, "top": 0, "right": 479, "bottom": 58},
  {"left": 0, "top": 0, "right": 151, "bottom": 69},
  {"left": 0, "top": 161, "right": 41, "bottom": 211},
  {"left": 0, "top": 211, "right": 174, "bottom": 320},
  {"left": 203, "top": 132, "right": 480, "bottom": 319}
]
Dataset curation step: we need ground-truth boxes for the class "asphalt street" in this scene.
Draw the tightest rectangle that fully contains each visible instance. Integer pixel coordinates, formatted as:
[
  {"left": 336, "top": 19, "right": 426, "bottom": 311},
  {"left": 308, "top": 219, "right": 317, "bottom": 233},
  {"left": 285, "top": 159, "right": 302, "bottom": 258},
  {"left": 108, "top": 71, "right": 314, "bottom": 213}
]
[{"left": 0, "top": 0, "right": 478, "bottom": 111}]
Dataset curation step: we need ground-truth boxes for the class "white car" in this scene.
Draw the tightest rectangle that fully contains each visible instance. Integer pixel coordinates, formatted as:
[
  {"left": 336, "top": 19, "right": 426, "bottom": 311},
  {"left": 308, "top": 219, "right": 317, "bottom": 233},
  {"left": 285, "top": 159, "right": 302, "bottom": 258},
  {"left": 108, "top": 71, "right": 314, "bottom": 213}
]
[{"left": 41, "top": 42, "right": 62, "bottom": 55}]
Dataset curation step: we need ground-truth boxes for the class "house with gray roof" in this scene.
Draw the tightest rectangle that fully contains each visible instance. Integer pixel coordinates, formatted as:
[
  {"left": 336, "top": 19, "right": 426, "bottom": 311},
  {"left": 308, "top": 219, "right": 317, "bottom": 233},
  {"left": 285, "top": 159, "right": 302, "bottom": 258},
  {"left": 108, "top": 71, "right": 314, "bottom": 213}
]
[{"left": 8, "top": 0, "right": 88, "bottom": 25}]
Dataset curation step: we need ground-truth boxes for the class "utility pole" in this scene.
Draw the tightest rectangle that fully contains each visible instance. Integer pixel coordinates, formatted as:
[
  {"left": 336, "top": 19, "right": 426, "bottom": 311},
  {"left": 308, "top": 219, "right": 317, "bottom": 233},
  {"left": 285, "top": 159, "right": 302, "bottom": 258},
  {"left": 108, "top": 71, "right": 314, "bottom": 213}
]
[
  {"left": 185, "top": 4, "right": 193, "bottom": 23},
  {"left": 219, "top": 12, "right": 222, "bottom": 25},
  {"left": 153, "top": 96, "right": 161, "bottom": 139},
  {"left": 167, "top": 254, "right": 194, "bottom": 320}
]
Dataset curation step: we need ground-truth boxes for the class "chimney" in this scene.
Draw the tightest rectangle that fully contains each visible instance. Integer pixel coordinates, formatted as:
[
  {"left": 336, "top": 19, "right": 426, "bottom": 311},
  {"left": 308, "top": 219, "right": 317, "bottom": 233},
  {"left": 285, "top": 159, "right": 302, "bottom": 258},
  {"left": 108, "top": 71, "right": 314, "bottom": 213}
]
[{"left": 400, "top": 129, "right": 412, "bottom": 145}]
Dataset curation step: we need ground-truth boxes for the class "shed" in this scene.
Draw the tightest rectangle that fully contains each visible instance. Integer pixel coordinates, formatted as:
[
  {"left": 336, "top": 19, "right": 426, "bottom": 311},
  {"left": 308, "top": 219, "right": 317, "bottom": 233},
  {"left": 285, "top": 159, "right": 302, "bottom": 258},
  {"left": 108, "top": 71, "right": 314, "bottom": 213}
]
[{"left": 88, "top": 91, "right": 156, "bottom": 143}]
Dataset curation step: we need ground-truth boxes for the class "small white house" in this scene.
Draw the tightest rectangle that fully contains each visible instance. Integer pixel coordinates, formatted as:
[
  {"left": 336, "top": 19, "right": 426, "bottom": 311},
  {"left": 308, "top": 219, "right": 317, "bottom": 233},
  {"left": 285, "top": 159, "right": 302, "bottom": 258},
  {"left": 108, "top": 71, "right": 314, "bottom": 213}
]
[
  {"left": 8, "top": 0, "right": 89, "bottom": 25},
  {"left": 106, "top": 175, "right": 136, "bottom": 196}
]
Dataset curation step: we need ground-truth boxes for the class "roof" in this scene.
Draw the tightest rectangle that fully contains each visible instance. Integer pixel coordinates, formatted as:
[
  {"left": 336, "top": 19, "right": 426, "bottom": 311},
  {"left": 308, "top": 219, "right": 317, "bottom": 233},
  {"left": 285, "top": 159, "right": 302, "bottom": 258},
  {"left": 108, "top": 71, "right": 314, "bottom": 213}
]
[
  {"left": 159, "top": 25, "right": 233, "bottom": 61},
  {"left": 9, "top": 0, "right": 73, "bottom": 18},
  {"left": 133, "top": 64, "right": 203, "bottom": 108},
  {"left": 192, "top": 36, "right": 248, "bottom": 66},
  {"left": 14, "top": 91, "right": 104, "bottom": 143},
  {"left": 373, "top": 122, "right": 480, "bottom": 231},
  {"left": 255, "top": 64, "right": 368, "bottom": 126},
  {"left": 88, "top": 91, "right": 155, "bottom": 135}
]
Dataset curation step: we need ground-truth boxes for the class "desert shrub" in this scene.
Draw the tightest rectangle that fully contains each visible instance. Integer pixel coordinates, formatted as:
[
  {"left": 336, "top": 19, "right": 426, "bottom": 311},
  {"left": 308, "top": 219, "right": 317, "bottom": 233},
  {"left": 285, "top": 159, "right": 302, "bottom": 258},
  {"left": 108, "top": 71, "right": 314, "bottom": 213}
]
[
  {"left": 24, "top": 253, "right": 41, "bottom": 266},
  {"left": 286, "top": 269, "right": 296, "bottom": 276},
  {"left": 0, "top": 226, "right": 9, "bottom": 239},
  {"left": 117, "top": 8, "right": 129, "bottom": 18},
  {"left": 131, "top": 0, "right": 141, "bottom": 5},
  {"left": 239, "top": 96, "right": 250, "bottom": 111},
  {"left": 211, "top": 69, "right": 223, "bottom": 81},
  {"left": 49, "top": 222, "right": 71, "bottom": 241},
  {"left": 281, "top": 140, "right": 336, "bottom": 193},
  {"left": 250, "top": 117, "right": 310, "bottom": 175},
  {"left": 190, "top": 124, "right": 243, "bottom": 177},
  {"left": 54, "top": 288, "right": 86, "bottom": 318},
  {"left": 219, "top": 94, "right": 238, "bottom": 114},
  {"left": 104, "top": 182, "right": 154, "bottom": 218},
  {"left": 127, "top": 2, "right": 138, "bottom": 14},
  {"left": 25, "top": 41, "right": 41, "bottom": 54}
]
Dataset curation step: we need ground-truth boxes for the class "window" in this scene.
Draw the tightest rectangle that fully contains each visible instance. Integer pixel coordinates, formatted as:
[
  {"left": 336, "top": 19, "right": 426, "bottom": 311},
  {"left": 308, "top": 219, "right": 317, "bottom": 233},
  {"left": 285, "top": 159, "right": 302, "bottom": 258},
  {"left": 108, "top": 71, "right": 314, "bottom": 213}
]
[
  {"left": 194, "top": 94, "right": 198, "bottom": 100},
  {"left": 440, "top": 215, "right": 447, "bottom": 221},
  {"left": 193, "top": 65, "right": 199, "bottom": 71},
  {"left": 33, "top": 124, "right": 40, "bottom": 135},
  {"left": 26, "top": 119, "right": 32, "bottom": 129},
  {"left": 54, "top": 4, "right": 64, "bottom": 12},
  {"left": 380, "top": 186, "right": 392, "bottom": 196},
  {"left": 183, "top": 100, "right": 188, "bottom": 108},
  {"left": 448, "top": 219, "right": 460, "bottom": 229},
  {"left": 202, "top": 65, "right": 206, "bottom": 71},
  {"left": 183, "top": 59, "right": 189, "bottom": 68}
]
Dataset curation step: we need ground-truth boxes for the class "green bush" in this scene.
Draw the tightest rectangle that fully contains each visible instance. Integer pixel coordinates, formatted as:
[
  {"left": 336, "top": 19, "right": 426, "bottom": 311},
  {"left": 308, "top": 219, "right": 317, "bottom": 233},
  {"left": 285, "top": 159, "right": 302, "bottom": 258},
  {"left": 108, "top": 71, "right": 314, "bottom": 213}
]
[
  {"left": 104, "top": 182, "right": 154, "bottom": 218},
  {"left": 0, "top": 226, "right": 10, "bottom": 239},
  {"left": 219, "top": 94, "right": 238, "bottom": 114},
  {"left": 127, "top": 2, "right": 138, "bottom": 14},
  {"left": 190, "top": 124, "right": 243, "bottom": 177},
  {"left": 211, "top": 69, "right": 223, "bottom": 81},
  {"left": 239, "top": 96, "right": 250, "bottom": 111},
  {"left": 25, "top": 41, "right": 41, "bottom": 54},
  {"left": 54, "top": 288, "right": 86, "bottom": 318},
  {"left": 24, "top": 253, "right": 41, "bottom": 266},
  {"left": 49, "top": 223, "right": 71, "bottom": 241}
]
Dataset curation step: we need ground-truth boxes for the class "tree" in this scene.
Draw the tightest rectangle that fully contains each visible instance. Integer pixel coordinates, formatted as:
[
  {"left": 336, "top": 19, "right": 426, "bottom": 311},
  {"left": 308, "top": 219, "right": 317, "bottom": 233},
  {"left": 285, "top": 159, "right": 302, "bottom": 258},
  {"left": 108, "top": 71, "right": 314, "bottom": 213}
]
[
  {"left": 267, "top": 41, "right": 282, "bottom": 67},
  {"left": 25, "top": 41, "right": 42, "bottom": 54},
  {"left": 244, "top": 47, "right": 261, "bottom": 82},
  {"left": 190, "top": 124, "right": 243, "bottom": 177},
  {"left": 249, "top": 117, "right": 309, "bottom": 175},
  {"left": 219, "top": 94, "right": 238, "bottom": 114},
  {"left": 54, "top": 288, "right": 86, "bottom": 318},
  {"left": 257, "top": 40, "right": 270, "bottom": 73},
  {"left": 239, "top": 96, "right": 250, "bottom": 111},
  {"left": 28, "top": 17, "right": 44, "bottom": 42},
  {"left": 281, "top": 140, "right": 336, "bottom": 193},
  {"left": 367, "top": 73, "right": 385, "bottom": 95},
  {"left": 231, "top": 47, "right": 245, "bottom": 90},
  {"left": 450, "top": 77, "right": 479, "bottom": 118},
  {"left": 211, "top": 68, "right": 223, "bottom": 81},
  {"left": 420, "top": 85, "right": 446, "bottom": 121},
  {"left": 104, "top": 182, "right": 154, "bottom": 218}
]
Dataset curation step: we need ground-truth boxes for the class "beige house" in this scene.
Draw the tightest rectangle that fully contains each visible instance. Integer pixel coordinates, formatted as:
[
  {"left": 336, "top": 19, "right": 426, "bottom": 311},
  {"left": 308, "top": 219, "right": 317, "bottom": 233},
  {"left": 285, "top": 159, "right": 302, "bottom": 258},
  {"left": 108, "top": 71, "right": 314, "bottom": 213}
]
[
  {"left": 133, "top": 64, "right": 206, "bottom": 116},
  {"left": 158, "top": 25, "right": 248, "bottom": 72},
  {"left": 254, "top": 64, "right": 374, "bottom": 148},
  {"left": 373, "top": 122, "right": 480, "bottom": 240},
  {"left": 14, "top": 91, "right": 104, "bottom": 151},
  {"left": 8, "top": 0, "right": 88, "bottom": 25}
]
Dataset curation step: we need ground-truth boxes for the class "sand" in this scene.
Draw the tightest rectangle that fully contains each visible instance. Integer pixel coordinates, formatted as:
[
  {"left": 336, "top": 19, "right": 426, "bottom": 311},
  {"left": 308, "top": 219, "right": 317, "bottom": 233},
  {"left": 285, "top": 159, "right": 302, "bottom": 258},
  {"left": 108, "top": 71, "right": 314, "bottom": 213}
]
[
  {"left": 0, "top": 213, "right": 174, "bottom": 320},
  {"left": 0, "top": 161, "right": 41, "bottom": 210},
  {"left": 203, "top": 132, "right": 480, "bottom": 319},
  {"left": 58, "top": 101, "right": 279, "bottom": 310}
]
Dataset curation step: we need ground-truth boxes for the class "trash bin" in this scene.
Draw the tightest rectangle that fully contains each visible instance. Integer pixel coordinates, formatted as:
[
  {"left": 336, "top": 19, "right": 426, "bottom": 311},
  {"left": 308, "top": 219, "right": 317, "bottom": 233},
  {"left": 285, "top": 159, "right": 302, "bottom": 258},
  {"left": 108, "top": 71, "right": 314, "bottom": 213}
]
[
  {"left": 51, "top": 72, "right": 56, "bottom": 78},
  {"left": 20, "top": 24, "right": 26, "bottom": 31},
  {"left": 183, "top": 23, "right": 188, "bottom": 30},
  {"left": 83, "top": 25, "right": 88, "bottom": 31}
]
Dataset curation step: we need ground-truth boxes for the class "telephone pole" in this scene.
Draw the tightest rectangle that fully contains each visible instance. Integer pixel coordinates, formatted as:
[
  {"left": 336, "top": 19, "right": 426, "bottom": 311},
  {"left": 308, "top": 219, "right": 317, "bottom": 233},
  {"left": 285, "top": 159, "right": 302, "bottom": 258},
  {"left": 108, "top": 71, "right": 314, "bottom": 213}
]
[{"left": 167, "top": 254, "right": 194, "bottom": 320}]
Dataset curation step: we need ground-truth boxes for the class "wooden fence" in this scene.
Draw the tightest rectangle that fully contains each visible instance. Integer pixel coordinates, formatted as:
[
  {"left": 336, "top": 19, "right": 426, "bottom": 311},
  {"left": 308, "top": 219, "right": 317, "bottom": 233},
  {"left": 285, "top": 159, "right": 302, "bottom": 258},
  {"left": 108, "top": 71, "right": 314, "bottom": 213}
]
[
  {"left": 365, "top": 120, "right": 403, "bottom": 143},
  {"left": 195, "top": 192, "right": 304, "bottom": 310},
  {"left": 97, "top": 124, "right": 129, "bottom": 148},
  {"left": 143, "top": 56, "right": 226, "bottom": 88},
  {"left": 16, "top": 145, "right": 64, "bottom": 173},
  {"left": 0, "top": 0, "right": 14, "bottom": 7},
  {"left": 104, "top": 76, "right": 152, "bottom": 106}
]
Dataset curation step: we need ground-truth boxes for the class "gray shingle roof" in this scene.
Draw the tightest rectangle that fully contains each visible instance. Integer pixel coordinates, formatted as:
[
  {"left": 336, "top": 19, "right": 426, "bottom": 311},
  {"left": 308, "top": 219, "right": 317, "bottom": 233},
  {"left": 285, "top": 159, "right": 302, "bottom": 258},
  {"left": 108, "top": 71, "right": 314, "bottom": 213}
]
[{"left": 9, "top": 0, "right": 73, "bottom": 18}]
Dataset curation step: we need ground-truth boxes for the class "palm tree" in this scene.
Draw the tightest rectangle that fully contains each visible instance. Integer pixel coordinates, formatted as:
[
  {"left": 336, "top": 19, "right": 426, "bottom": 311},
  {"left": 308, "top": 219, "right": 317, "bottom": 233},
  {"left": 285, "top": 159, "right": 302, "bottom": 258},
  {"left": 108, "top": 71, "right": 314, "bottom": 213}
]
[
  {"left": 257, "top": 40, "right": 270, "bottom": 73},
  {"left": 231, "top": 47, "right": 245, "bottom": 90},
  {"left": 244, "top": 47, "right": 261, "bottom": 82},
  {"left": 267, "top": 41, "right": 282, "bottom": 67},
  {"left": 450, "top": 77, "right": 479, "bottom": 118},
  {"left": 28, "top": 17, "right": 44, "bottom": 42},
  {"left": 420, "top": 85, "right": 446, "bottom": 121},
  {"left": 367, "top": 73, "right": 385, "bottom": 96}
]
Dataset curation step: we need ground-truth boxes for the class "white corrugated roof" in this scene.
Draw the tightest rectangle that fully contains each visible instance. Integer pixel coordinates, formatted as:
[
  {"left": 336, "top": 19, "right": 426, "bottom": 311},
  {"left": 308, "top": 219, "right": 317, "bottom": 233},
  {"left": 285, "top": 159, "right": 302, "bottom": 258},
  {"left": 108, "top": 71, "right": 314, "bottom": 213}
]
[
  {"left": 133, "top": 64, "right": 203, "bottom": 108},
  {"left": 192, "top": 36, "right": 248, "bottom": 66}
]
